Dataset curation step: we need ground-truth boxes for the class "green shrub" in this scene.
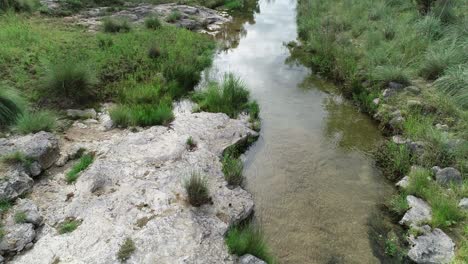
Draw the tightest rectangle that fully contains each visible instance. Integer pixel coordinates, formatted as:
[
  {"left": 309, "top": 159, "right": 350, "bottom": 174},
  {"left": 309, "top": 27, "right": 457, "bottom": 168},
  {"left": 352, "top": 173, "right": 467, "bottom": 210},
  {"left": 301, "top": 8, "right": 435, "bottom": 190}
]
[
  {"left": 194, "top": 74, "right": 251, "bottom": 118},
  {"left": 110, "top": 103, "right": 174, "bottom": 127},
  {"left": 0, "top": 87, "right": 26, "bottom": 127},
  {"left": 147, "top": 45, "right": 161, "bottom": 59},
  {"left": 0, "top": 199, "right": 12, "bottom": 214},
  {"left": 166, "top": 10, "right": 182, "bottom": 23},
  {"left": 117, "top": 238, "right": 136, "bottom": 262},
  {"left": 184, "top": 173, "right": 210, "bottom": 207},
  {"left": 14, "top": 211, "right": 27, "bottom": 223},
  {"left": 43, "top": 61, "right": 97, "bottom": 105},
  {"left": 144, "top": 16, "right": 161, "bottom": 30},
  {"left": 224, "top": 0, "right": 243, "bottom": 10},
  {"left": 419, "top": 44, "right": 462, "bottom": 80},
  {"left": 58, "top": 219, "right": 80, "bottom": 234},
  {"left": 119, "top": 83, "right": 162, "bottom": 105},
  {"left": 66, "top": 154, "right": 94, "bottom": 183},
  {"left": 406, "top": 167, "right": 432, "bottom": 198},
  {"left": 102, "top": 18, "right": 131, "bottom": 33},
  {"left": 222, "top": 155, "right": 243, "bottom": 186},
  {"left": 415, "top": 15, "right": 443, "bottom": 40},
  {"left": 15, "top": 111, "right": 57, "bottom": 134},
  {"left": 225, "top": 224, "right": 274, "bottom": 263},
  {"left": 431, "top": 194, "right": 463, "bottom": 228}
]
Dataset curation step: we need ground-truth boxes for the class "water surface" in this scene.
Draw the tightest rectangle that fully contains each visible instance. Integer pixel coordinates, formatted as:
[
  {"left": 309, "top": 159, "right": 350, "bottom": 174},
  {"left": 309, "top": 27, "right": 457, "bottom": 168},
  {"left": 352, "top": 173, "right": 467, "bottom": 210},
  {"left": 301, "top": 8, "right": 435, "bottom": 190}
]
[{"left": 205, "top": 1, "right": 392, "bottom": 263}]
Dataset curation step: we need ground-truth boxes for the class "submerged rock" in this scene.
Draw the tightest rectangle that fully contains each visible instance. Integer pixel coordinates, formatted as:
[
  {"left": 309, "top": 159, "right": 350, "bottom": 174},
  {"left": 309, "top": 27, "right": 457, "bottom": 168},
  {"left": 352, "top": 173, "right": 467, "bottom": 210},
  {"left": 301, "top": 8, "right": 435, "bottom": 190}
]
[
  {"left": 408, "top": 228, "right": 455, "bottom": 264},
  {"left": 399, "top": 195, "right": 431, "bottom": 227},
  {"left": 435, "top": 167, "right": 462, "bottom": 186},
  {"left": 10, "top": 103, "right": 257, "bottom": 263}
]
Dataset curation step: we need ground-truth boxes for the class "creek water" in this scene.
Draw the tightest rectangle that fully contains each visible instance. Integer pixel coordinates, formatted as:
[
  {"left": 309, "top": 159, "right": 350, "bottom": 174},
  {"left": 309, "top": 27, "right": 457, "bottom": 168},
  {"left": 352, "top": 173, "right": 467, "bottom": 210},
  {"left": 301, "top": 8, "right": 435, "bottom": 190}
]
[{"left": 204, "top": 0, "right": 393, "bottom": 263}]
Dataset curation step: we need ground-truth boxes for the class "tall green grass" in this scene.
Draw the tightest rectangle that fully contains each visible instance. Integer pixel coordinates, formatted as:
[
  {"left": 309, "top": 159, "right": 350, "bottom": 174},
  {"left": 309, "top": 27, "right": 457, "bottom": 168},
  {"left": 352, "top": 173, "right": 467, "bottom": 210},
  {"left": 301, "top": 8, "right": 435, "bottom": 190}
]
[
  {"left": 0, "top": 86, "right": 25, "bottom": 127},
  {"left": 226, "top": 224, "right": 274, "bottom": 263},
  {"left": 194, "top": 74, "right": 251, "bottom": 118},
  {"left": 66, "top": 154, "right": 94, "bottom": 183},
  {"left": 15, "top": 110, "right": 57, "bottom": 134}
]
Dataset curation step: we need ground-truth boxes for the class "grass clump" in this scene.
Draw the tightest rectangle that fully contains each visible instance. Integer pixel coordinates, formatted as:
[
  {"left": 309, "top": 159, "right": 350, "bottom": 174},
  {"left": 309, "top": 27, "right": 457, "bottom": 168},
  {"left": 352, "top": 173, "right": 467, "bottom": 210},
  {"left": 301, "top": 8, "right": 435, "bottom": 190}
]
[
  {"left": 58, "top": 218, "right": 81, "bottom": 234},
  {"left": 194, "top": 74, "right": 252, "bottom": 118},
  {"left": 65, "top": 154, "right": 94, "bottom": 183},
  {"left": 14, "top": 211, "right": 27, "bottom": 223},
  {"left": 1, "top": 151, "right": 31, "bottom": 167},
  {"left": 186, "top": 136, "right": 196, "bottom": 151},
  {"left": 0, "top": 199, "right": 12, "bottom": 214},
  {"left": 222, "top": 155, "right": 243, "bottom": 186},
  {"left": 375, "top": 142, "right": 412, "bottom": 181},
  {"left": 166, "top": 10, "right": 182, "bottom": 23},
  {"left": 144, "top": 16, "right": 161, "bottom": 30},
  {"left": 110, "top": 103, "right": 173, "bottom": 127},
  {"left": 225, "top": 224, "right": 274, "bottom": 263},
  {"left": 102, "top": 18, "right": 131, "bottom": 33},
  {"left": 184, "top": 173, "right": 210, "bottom": 207},
  {"left": 15, "top": 111, "right": 57, "bottom": 134},
  {"left": 0, "top": 87, "right": 26, "bottom": 127},
  {"left": 42, "top": 61, "right": 97, "bottom": 106},
  {"left": 117, "top": 237, "right": 136, "bottom": 262},
  {"left": 389, "top": 192, "right": 409, "bottom": 215},
  {"left": 0, "top": 0, "right": 39, "bottom": 13}
]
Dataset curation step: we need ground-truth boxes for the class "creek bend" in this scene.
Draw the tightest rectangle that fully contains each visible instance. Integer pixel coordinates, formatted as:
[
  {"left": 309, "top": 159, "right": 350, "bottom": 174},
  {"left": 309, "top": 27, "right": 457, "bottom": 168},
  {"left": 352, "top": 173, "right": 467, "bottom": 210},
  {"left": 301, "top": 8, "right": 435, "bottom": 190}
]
[{"left": 203, "top": 0, "right": 393, "bottom": 263}]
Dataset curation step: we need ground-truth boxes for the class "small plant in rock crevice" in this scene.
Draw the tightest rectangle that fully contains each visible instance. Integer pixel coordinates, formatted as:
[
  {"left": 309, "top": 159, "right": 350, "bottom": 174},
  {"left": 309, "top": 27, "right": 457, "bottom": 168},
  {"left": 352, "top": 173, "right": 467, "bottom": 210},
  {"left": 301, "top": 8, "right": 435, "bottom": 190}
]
[
  {"left": 102, "top": 18, "right": 131, "bottom": 33},
  {"left": 66, "top": 153, "right": 94, "bottom": 183},
  {"left": 222, "top": 155, "right": 244, "bottom": 186},
  {"left": 58, "top": 218, "right": 81, "bottom": 234},
  {"left": 14, "top": 211, "right": 27, "bottom": 223},
  {"left": 186, "top": 136, "right": 196, "bottom": 151},
  {"left": 184, "top": 172, "right": 210, "bottom": 207},
  {"left": 117, "top": 237, "right": 136, "bottom": 262},
  {"left": 225, "top": 223, "right": 274, "bottom": 263}
]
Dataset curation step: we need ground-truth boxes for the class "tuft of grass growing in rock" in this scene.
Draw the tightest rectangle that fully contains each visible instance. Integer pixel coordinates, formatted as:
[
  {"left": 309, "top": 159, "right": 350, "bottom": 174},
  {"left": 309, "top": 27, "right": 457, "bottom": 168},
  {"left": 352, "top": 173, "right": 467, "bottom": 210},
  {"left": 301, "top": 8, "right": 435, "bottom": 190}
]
[
  {"left": 186, "top": 136, "right": 196, "bottom": 151},
  {"left": 225, "top": 224, "right": 274, "bottom": 263},
  {"left": 1, "top": 151, "right": 31, "bottom": 167},
  {"left": 15, "top": 111, "right": 57, "bottom": 134},
  {"left": 375, "top": 142, "right": 412, "bottom": 181},
  {"left": 117, "top": 237, "right": 136, "bottom": 262},
  {"left": 144, "top": 16, "right": 161, "bottom": 30},
  {"left": 58, "top": 219, "right": 81, "bottom": 234},
  {"left": 102, "top": 18, "right": 131, "bottom": 33},
  {"left": 389, "top": 192, "right": 409, "bottom": 215},
  {"left": 66, "top": 154, "right": 94, "bottom": 183},
  {"left": 222, "top": 155, "right": 243, "bottom": 186},
  {"left": 193, "top": 74, "right": 252, "bottom": 118},
  {"left": 166, "top": 10, "right": 182, "bottom": 23},
  {"left": 184, "top": 172, "right": 210, "bottom": 207},
  {"left": 0, "top": 199, "right": 12, "bottom": 214},
  {"left": 14, "top": 211, "right": 27, "bottom": 223},
  {"left": 110, "top": 103, "right": 174, "bottom": 127}
]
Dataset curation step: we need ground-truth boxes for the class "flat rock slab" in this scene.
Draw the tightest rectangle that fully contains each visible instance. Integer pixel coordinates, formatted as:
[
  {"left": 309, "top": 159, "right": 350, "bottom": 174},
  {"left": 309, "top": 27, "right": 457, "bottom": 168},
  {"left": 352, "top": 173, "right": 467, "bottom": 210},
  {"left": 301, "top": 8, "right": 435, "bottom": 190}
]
[
  {"left": 408, "top": 228, "right": 455, "bottom": 263},
  {"left": 10, "top": 104, "right": 256, "bottom": 264}
]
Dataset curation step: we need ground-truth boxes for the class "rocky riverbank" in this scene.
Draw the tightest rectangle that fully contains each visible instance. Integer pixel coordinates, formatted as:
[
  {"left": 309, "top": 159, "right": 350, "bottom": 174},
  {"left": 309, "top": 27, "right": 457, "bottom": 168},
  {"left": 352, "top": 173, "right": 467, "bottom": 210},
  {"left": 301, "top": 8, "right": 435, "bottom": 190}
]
[{"left": 0, "top": 101, "right": 261, "bottom": 263}]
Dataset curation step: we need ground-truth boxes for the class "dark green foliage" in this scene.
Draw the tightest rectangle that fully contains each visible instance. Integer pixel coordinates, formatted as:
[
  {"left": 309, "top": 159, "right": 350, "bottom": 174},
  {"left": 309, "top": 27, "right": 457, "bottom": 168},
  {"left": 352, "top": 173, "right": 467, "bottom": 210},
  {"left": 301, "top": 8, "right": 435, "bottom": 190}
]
[
  {"left": 16, "top": 111, "right": 57, "bottom": 134},
  {"left": 42, "top": 61, "right": 97, "bottom": 106},
  {"left": 147, "top": 45, "right": 161, "bottom": 59},
  {"left": 186, "top": 136, "right": 196, "bottom": 150},
  {"left": 110, "top": 103, "right": 174, "bottom": 127},
  {"left": 389, "top": 192, "right": 409, "bottom": 215},
  {"left": 166, "top": 10, "right": 181, "bottom": 23},
  {"left": 144, "top": 16, "right": 161, "bottom": 30},
  {"left": 0, "top": 0, "right": 39, "bottom": 12},
  {"left": 0, "top": 199, "right": 12, "bottom": 213},
  {"left": 117, "top": 238, "right": 136, "bottom": 262},
  {"left": 66, "top": 154, "right": 94, "bottom": 183},
  {"left": 0, "top": 87, "right": 25, "bottom": 127},
  {"left": 1, "top": 151, "right": 32, "bottom": 168},
  {"left": 184, "top": 173, "right": 210, "bottom": 207},
  {"left": 222, "top": 155, "right": 243, "bottom": 186},
  {"left": 226, "top": 224, "right": 274, "bottom": 263},
  {"left": 102, "top": 18, "right": 131, "bottom": 33}
]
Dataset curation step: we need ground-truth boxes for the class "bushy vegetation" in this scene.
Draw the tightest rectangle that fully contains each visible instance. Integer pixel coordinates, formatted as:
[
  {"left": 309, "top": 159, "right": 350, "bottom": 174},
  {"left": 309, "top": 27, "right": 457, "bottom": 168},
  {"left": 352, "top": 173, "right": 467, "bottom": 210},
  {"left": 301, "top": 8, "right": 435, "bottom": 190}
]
[
  {"left": 117, "top": 237, "right": 136, "bottom": 262},
  {"left": 144, "top": 16, "right": 161, "bottom": 30},
  {"left": 193, "top": 74, "right": 253, "bottom": 118},
  {"left": 66, "top": 154, "right": 94, "bottom": 183},
  {"left": 166, "top": 10, "right": 181, "bottom": 23},
  {"left": 0, "top": 87, "right": 25, "bottom": 127},
  {"left": 0, "top": 151, "right": 32, "bottom": 168},
  {"left": 15, "top": 110, "right": 57, "bottom": 134},
  {"left": 184, "top": 172, "right": 210, "bottom": 207},
  {"left": 0, "top": 0, "right": 39, "bottom": 13},
  {"left": 103, "top": 18, "right": 131, "bottom": 33},
  {"left": 225, "top": 224, "right": 274, "bottom": 263},
  {"left": 375, "top": 142, "right": 412, "bottom": 181}
]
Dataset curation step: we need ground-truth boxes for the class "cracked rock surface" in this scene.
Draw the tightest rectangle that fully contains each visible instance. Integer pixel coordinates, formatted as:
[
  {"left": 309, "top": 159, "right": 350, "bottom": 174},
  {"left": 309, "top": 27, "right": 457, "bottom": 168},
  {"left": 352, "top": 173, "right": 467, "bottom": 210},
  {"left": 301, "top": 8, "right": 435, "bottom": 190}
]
[{"left": 10, "top": 102, "right": 256, "bottom": 263}]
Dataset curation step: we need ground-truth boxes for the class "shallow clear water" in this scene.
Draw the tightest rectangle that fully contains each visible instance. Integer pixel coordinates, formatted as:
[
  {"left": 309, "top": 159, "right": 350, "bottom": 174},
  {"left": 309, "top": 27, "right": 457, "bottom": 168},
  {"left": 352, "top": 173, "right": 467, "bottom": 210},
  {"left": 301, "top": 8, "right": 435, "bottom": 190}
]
[{"left": 204, "top": 0, "right": 393, "bottom": 263}]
